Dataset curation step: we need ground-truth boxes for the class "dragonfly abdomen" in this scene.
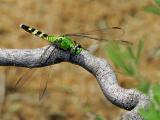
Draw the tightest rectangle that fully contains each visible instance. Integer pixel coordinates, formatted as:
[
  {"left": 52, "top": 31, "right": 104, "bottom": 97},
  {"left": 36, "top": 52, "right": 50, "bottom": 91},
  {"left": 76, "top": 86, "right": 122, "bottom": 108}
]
[{"left": 20, "top": 24, "right": 48, "bottom": 40}]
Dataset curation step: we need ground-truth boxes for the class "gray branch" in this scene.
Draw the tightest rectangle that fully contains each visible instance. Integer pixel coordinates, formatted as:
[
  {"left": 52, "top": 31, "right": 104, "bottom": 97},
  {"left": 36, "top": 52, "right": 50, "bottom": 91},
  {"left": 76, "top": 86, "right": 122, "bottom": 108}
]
[{"left": 0, "top": 45, "right": 150, "bottom": 120}]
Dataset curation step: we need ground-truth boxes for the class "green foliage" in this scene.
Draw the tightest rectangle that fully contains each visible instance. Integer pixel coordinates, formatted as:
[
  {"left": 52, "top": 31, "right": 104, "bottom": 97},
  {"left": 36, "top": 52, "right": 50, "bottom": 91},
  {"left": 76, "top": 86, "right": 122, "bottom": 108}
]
[
  {"left": 105, "top": 40, "right": 151, "bottom": 93},
  {"left": 144, "top": 6, "right": 160, "bottom": 15},
  {"left": 140, "top": 105, "right": 160, "bottom": 120},
  {"left": 139, "top": 84, "right": 160, "bottom": 120},
  {"left": 136, "top": 40, "right": 144, "bottom": 64},
  {"left": 137, "top": 81, "right": 150, "bottom": 94},
  {"left": 152, "top": 84, "right": 160, "bottom": 104},
  {"left": 105, "top": 40, "right": 144, "bottom": 77},
  {"left": 144, "top": 0, "right": 160, "bottom": 15},
  {"left": 95, "top": 114, "right": 105, "bottom": 120},
  {"left": 155, "top": 0, "right": 160, "bottom": 5}
]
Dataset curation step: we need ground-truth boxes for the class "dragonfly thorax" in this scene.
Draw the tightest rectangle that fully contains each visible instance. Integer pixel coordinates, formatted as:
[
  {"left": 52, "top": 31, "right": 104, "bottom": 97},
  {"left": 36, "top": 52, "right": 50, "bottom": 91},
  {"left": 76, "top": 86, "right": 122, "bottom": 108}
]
[{"left": 49, "top": 36, "right": 82, "bottom": 55}]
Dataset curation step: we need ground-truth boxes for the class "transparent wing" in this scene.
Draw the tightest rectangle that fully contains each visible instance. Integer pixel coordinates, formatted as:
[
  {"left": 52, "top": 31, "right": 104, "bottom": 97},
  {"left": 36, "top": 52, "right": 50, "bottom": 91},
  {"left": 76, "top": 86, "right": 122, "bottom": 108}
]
[
  {"left": 64, "top": 27, "right": 123, "bottom": 37},
  {"left": 39, "top": 73, "right": 49, "bottom": 101},
  {"left": 38, "top": 45, "right": 56, "bottom": 100},
  {"left": 39, "top": 46, "right": 56, "bottom": 101},
  {"left": 15, "top": 68, "right": 36, "bottom": 89},
  {"left": 65, "top": 34, "right": 131, "bottom": 45},
  {"left": 15, "top": 45, "right": 53, "bottom": 91},
  {"left": 63, "top": 27, "right": 132, "bottom": 45},
  {"left": 39, "top": 65, "right": 54, "bottom": 100}
]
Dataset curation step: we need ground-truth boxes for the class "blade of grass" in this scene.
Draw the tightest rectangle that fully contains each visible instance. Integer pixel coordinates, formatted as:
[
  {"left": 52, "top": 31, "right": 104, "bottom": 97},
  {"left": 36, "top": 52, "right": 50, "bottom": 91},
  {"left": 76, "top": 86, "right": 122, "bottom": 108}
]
[
  {"left": 155, "top": 0, "right": 160, "bottom": 6},
  {"left": 144, "top": 6, "right": 160, "bottom": 16},
  {"left": 106, "top": 41, "right": 137, "bottom": 76},
  {"left": 127, "top": 46, "right": 135, "bottom": 59},
  {"left": 136, "top": 39, "right": 144, "bottom": 65},
  {"left": 152, "top": 84, "right": 160, "bottom": 103},
  {"left": 106, "top": 42, "right": 129, "bottom": 71}
]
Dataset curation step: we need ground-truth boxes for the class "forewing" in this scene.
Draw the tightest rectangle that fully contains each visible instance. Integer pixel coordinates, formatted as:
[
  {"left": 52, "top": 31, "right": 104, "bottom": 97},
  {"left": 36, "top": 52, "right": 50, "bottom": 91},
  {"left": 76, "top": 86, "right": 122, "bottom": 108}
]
[
  {"left": 83, "top": 27, "right": 124, "bottom": 39},
  {"left": 63, "top": 27, "right": 131, "bottom": 45}
]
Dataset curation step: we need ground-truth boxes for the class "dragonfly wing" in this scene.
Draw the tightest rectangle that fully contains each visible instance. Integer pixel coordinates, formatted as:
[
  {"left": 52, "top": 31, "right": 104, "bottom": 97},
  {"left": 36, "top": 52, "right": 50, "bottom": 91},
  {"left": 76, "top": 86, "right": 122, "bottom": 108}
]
[
  {"left": 38, "top": 46, "right": 55, "bottom": 100},
  {"left": 63, "top": 27, "right": 124, "bottom": 40},
  {"left": 38, "top": 64, "right": 55, "bottom": 100},
  {"left": 15, "top": 68, "right": 36, "bottom": 89},
  {"left": 15, "top": 45, "right": 53, "bottom": 91},
  {"left": 63, "top": 27, "right": 132, "bottom": 45},
  {"left": 64, "top": 34, "right": 132, "bottom": 45},
  {"left": 39, "top": 73, "right": 49, "bottom": 100},
  {"left": 84, "top": 27, "right": 124, "bottom": 39}
]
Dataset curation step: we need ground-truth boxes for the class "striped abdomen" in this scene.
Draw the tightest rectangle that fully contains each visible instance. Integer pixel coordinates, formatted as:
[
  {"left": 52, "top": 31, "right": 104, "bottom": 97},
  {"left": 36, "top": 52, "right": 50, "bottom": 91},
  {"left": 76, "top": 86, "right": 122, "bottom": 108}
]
[{"left": 20, "top": 24, "right": 48, "bottom": 40}]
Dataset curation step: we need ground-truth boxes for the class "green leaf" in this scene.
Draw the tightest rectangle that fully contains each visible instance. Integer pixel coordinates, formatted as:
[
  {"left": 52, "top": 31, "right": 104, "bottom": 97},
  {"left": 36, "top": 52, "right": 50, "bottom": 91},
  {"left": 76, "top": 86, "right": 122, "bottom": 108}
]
[
  {"left": 106, "top": 42, "right": 127, "bottom": 70},
  {"left": 124, "top": 62, "right": 135, "bottom": 76},
  {"left": 95, "top": 114, "right": 105, "bottom": 120},
  {"left": 136, "top": 40, "right": 144, "bottom": 65},
  {"left": 105, "top": 41, "right": 137, "bottom": 76},
  {"left": 127, "top": 46, "right": 135, "bottom": 59},
  {"left": 139, "top": 84, "right": 160, "bottom": 120},
  {"left": 155, "top": 0, "right": 160, "bottom": 5},
  {"left": 152, "top": 84, "right": 160, "bottom": 104},
  {"left": 137, "top": 81, "right": 150, "bottom": 94},
  {"left": 144, "top": 6, "right": 160, "bottom": 16},
  {"left": 139, "top": 105, "right": 160, "bottom": 120}
]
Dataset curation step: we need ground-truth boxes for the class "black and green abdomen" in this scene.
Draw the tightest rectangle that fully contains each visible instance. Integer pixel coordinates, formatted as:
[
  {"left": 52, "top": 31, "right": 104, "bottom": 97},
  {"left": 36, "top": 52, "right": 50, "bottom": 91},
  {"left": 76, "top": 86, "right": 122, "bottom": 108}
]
[{"left": 20, "top": 24, "right": 48, "bottom": 40}]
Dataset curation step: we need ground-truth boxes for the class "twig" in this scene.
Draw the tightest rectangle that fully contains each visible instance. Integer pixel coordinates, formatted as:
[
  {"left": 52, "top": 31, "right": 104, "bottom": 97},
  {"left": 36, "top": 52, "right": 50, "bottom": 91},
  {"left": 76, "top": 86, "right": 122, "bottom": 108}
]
[{"left": 0, "top": 45, "right": 150, "bottom": 120}]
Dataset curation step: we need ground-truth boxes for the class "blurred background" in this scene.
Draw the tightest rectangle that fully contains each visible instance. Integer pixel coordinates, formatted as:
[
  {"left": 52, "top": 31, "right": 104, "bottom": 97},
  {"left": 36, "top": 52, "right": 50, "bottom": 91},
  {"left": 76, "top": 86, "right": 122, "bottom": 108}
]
[{"left": 0, "top": 0, "right": 160, "bottom": 120}]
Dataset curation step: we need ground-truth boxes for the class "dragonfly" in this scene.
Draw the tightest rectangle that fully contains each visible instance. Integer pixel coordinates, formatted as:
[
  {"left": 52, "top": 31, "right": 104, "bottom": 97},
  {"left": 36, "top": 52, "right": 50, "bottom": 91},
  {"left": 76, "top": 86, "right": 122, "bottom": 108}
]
[{"left": 16, "top": 24, "right": 131, "bottom": 100}]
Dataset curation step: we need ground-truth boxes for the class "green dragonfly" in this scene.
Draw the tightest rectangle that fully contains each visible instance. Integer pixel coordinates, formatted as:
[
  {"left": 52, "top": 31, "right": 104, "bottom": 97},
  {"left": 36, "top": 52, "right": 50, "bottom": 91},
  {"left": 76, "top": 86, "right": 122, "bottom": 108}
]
[
  {"left": 20, "top": 24, "right": 83, "bottom": 55},
  {"left": 20, "top": 24, "right": 131, "bottom": 54},
  {"left": 16, "top": 24, "right": 131, "bottom": 99}
]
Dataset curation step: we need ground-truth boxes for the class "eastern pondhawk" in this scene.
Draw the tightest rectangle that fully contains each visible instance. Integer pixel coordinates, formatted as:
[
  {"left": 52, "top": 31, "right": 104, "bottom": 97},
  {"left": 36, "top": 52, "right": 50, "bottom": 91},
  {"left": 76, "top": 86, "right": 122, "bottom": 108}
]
[{"left": 16, "top": 24, "right": 131, "bottom": 99}]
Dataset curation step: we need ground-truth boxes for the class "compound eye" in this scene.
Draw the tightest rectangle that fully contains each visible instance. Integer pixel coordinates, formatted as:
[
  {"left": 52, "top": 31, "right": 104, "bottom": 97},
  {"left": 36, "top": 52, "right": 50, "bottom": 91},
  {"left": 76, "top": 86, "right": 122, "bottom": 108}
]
[{"left": 58, "top": 37, "right": 63, "bottom": 41}]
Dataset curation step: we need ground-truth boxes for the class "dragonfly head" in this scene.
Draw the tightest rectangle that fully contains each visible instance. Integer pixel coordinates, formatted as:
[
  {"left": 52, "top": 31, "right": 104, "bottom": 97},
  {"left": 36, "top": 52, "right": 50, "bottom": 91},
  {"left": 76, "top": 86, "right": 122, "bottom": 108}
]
[{"left": 71, "top": 44, "right": 83, "bottom": 55}]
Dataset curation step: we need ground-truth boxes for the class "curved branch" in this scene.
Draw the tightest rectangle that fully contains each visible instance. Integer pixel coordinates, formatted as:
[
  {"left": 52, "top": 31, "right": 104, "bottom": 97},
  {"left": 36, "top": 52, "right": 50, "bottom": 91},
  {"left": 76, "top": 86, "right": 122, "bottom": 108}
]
[{"left": 0, "top": 45, "right": 150, "bottom": 119}]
